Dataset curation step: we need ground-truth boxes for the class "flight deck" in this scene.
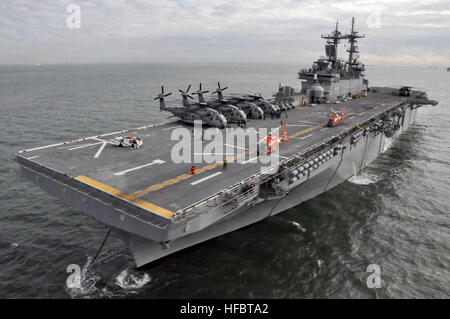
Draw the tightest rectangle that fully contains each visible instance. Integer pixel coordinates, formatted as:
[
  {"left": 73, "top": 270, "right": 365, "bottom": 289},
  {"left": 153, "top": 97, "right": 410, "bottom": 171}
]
[{"left": 16, "top": 89, "right": 407, "bottom": 225}]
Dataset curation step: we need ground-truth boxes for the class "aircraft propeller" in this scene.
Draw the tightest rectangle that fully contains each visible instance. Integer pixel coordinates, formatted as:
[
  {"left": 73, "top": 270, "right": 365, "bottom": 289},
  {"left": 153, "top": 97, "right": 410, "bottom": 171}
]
[
  {"left": 179, "top": 84, "right": 194, "bottom": 99},
  {"left": 212, "top": 82, "right": 228, "bottom": 94},
  {"left": 154, "top": 86, "right": 172, "bottom": 100},
  {"left": 192, "top": 83, "right": 209, "bottom": 96}
]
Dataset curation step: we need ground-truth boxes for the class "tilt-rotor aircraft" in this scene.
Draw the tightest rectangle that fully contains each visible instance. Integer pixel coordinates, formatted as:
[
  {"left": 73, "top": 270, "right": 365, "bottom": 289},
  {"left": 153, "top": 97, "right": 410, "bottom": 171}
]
[{"left": 155, "top": 85, "right": 227, "bottom": 128}]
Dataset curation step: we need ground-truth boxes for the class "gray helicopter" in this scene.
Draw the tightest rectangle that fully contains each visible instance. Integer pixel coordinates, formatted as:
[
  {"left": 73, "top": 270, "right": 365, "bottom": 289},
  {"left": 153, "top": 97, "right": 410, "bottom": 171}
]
[
  {"left": 154, "top": 85, "right": 227, "bottom": 129},
  {"left": 230, "top": 93, "right": 281, "bottom": 115},
  {"left": 223, "top": 94, "right": 265, "bottom": 120},
  {"left": 203, "top": 82, "right": 248, "bottom": 124}
]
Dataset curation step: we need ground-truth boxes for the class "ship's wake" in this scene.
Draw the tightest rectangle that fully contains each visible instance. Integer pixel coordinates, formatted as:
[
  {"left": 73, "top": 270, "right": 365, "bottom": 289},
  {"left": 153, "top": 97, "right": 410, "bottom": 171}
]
[
  {"left": 115, "top": 268, "right": 151, "bottom": 290},
  {"left": 348, "top": 171, "right": 381, "bottom": 185},
  {"left": 65, "top": 257, "right": 151, "bottom": 298}
]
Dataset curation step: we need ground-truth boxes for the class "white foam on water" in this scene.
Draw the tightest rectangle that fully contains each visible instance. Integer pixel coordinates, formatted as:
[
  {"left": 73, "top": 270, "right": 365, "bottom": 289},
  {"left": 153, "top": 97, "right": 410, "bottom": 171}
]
[
  {"left": 65, "top": 256, "right": 112, "bottom": 298},
  {"left": 348, "top": 172, "right": 381, "bottom": 185},
  {"left": 115, "top": 268, "right": 151, "bottom": 290},
  {"left": 317, "top": 259, "right": 323, "bottom": 268},
  {"left": 383, "top": 137, "right": 394, "bottom": 152},
  {"left": 290, "top": 221, "right": 307, "bottom": 233},
  {"left": 10, "top": 243, "right": 18, "bottom": 248}
]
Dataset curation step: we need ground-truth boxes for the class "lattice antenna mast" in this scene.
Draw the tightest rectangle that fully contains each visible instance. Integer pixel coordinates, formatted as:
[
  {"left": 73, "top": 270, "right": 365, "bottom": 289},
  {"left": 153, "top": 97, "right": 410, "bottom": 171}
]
[
  {"left": 321, "top": 20, "right": 346, "bottom": 69},
  {"left": 344, "top": 17, "right": 365, "bottom": 71}
]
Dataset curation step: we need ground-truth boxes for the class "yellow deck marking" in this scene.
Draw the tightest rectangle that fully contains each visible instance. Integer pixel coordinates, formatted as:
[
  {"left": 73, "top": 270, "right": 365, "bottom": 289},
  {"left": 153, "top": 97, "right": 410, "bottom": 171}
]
[
  {"left": 132, "top": 150, "right": 251, "bottom": 198},
  {"left": 75, "top": 175, "right": 174, "bottom": 218},
  {"left": 130, "top": 96, "right": 398, "bottom": 198}
]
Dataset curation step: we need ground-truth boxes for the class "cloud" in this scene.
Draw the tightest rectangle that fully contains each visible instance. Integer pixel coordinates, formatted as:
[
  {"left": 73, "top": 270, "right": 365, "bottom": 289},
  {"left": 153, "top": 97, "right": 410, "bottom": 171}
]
[{"left": 0, "top": 0, "right": 449, "bottom": 65}]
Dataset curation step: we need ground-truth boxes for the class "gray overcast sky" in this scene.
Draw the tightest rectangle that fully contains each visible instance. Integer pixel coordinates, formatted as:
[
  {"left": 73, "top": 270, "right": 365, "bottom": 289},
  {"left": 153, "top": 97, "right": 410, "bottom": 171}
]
[{"left": 1, "top": 0, "right": 449, "bottom": 66}]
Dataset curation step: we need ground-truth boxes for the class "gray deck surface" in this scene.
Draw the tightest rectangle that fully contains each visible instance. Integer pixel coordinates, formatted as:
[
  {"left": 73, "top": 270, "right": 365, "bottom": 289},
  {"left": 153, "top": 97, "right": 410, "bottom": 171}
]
[{"left": 17, "top": 90, "right": 405, "bottom": 218}]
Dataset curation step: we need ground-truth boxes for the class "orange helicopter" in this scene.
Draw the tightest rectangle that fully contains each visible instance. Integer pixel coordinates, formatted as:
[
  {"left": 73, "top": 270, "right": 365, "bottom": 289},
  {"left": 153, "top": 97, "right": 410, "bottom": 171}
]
[
  {"left": 327, "top": 107, "right": 346, "bottom": 127},
  {"left": 262, "top": 124, "right": 290, "bottom": 154}
]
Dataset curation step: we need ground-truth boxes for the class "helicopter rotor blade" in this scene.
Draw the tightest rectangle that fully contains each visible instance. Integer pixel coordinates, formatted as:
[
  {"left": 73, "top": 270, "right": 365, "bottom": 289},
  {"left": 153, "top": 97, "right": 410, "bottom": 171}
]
[
  {"left": 186, "top": 84, "right": 191, "bottom": 93},
  {"left": 164, "top": 93, "right": 172, "bottom": 97}
]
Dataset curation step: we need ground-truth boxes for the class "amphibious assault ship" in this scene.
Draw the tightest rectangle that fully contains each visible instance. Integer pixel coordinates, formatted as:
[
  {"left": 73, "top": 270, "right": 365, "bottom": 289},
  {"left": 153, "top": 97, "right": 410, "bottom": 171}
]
[{"left": 15, "top": 19, "right": 438, "bottom": 267}]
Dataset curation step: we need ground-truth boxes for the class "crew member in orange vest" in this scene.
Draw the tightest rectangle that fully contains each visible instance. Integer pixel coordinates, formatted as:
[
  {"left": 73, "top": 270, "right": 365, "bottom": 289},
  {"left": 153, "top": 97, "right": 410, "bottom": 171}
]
[{"left": 191, "top": 166, "right": 196, "bottom": 175}]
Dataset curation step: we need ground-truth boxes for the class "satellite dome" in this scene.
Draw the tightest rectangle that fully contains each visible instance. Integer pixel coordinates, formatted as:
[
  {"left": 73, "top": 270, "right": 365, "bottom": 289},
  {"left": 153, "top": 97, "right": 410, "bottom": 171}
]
[{"left": 312, "top": 84, "right": 325, "bottom": 97}]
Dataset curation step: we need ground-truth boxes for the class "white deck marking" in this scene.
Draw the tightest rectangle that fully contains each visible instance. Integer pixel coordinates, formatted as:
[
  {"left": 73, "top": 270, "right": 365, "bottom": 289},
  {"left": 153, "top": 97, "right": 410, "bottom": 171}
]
[
  {"left": 320, "top": 128, "right": 328, "bottom": 131},
  {"left": 349, "top": 116, "right": 355, "bottom": 119},
  {"left": 190, "top": 172, "right": 223, "bottom": 185},
  {"left": 27, "top": 156, "right": 39, "bottom": 160},
  {"left": 162, "top": 125, "right": 182, "bottom": 131},
  {"left": 193, "top": 153, "right": 236, "bottom": 155},
  {"left": 89, "top": 137, "right": 116, "bottom": 145},
  {"left": 225, "top": 144, "right": 248, "bottom": 150},
  {"left": 114, "top": 159, "right": 166, "bottom": 176},
  {"left": 241, "top": 157, "right": 258, "bottom": 164},
  {"left": 286, "top": 124, "right": 311, "bottom": 127},
  {"left": 94, "top": 142, "right": 107, "bottom": 159},
  {"left": 293, "top": 133, "right": 313, "bottom": 140},
  {"left": 68, "top": 142, "right": 103, "bottom": 151},
  {"left": 298, "top": 120, "right": 319, "bottom": 125},
  {"left": 358, "top": 112, "right": 366, "bottom": 116},
  {"left": 19, "top": 142, "right": 66, "bottom": 153}
]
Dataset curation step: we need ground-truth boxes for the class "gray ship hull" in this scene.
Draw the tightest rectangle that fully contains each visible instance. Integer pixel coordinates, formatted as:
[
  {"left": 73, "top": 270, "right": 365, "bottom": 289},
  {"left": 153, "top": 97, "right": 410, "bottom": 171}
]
[{"left": 98, "top": 106, "right": 417, "bottom": 267}]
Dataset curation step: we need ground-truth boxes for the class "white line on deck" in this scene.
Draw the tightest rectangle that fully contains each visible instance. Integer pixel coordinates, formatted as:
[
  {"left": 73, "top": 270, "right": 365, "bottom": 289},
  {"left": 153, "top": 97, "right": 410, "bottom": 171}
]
[
  {"left": 225, "top": 144, "right": 247, "bottom": 150},
  {"left": 162, "top": 125, "right": 182, "bottom": 131},
  {"left": 114, "top": 159, "right": 166, "bottom": 176},
  {"left": 89, "top": 137, "right": 115, "bottom": 145},
  {"left": 286, "top": 124, "right": 311, "bottom": 127},
  {"left": 298, "top": 120, "right": 319, "bottom": 125},
  {"left": 193, "top": 153, "right": 236, "bottom": 155},
  {"left": 190, "top": 172, "right": 223, "bottom": 185},
  {"left": 349, "top": 116, "right": 355, "bottom": 119},
  {"left": 358, "top": 112, "right": 366, "bottom": 116},
  {"left": 94, "top": 142, "right": 107, "bottom": 159},
  {"left": 68, "top": 142, "right": 103, "bottom": 151},
  {"left": 27, "top": 156, "right": 39, "bottom": 160},
  {"left": 320, "top": 128, "right": 328, "bottom": 131},
  {"left": 241, "top": 157, "right": 258, "bottom": 164},
  {"left": 19, "top": 142, "right": 66, "bottom": 153},
  {"left": 293, "top": 133, "right": 313, "bottom": 140}
]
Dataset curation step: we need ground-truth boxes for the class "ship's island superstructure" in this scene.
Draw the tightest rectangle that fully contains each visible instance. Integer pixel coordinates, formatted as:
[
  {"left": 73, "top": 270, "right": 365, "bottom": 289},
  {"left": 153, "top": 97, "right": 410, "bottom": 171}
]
[{"left": 15, "top": 19, "right": 438, "bottom": 266}]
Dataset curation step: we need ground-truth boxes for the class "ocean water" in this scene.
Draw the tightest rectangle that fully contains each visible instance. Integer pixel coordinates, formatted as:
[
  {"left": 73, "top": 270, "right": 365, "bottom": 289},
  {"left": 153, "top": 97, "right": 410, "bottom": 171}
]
[{"left": 0, "top": 63, "right": 448, "bottom": 298}]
